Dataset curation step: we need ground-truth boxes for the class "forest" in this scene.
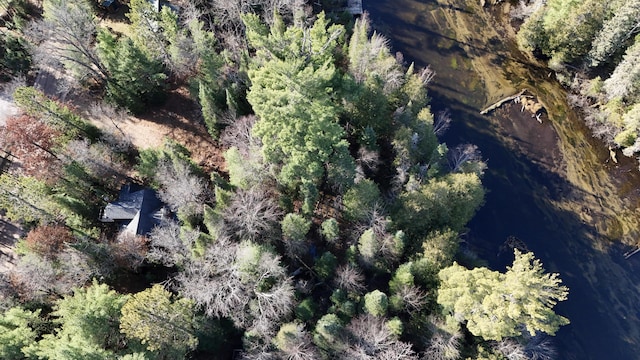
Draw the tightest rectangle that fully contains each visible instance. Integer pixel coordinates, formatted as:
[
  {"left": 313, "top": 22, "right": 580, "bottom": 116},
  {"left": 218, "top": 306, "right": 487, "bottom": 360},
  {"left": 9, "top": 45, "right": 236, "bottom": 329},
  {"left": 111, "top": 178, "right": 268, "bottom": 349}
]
[{"left": 0, "top": 0, "right": 572, "bottom": 359}]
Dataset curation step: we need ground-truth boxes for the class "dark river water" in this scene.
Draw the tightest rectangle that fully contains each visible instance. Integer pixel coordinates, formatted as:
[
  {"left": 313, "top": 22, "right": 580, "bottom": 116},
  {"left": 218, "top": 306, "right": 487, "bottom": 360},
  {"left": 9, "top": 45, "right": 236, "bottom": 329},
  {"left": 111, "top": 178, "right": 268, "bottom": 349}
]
[{"left": 365, "top": 0, "right": 640, "bottom": 359}]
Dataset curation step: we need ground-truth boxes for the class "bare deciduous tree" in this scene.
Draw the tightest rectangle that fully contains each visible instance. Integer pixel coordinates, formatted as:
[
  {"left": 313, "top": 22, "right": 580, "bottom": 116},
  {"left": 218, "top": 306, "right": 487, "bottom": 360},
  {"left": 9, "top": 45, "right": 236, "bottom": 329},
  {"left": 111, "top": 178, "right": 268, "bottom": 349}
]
[
  {"left": 422, "top": 316, "right": 462, "bottom": 360},
  {"left": 29, "top": 0, "right": 107, "bottom": 82},
  {"left": 0, "top": 115, "right": 62, "bottom": 182},
  {"left": 110, "top": 231, "right": 148, "bottom": 272},
  {"left": 223, "top": 187, "right": 282, "bottom": 242},
  {"left": 524, "top": 334, "right": 557, "bottom": 360},
  {"left": 494, "top": 339, "right": 528, "bottom": 360},
  {"left": 221, "top": 115, "right": 260, "bottom": 154},
  {"left": 156, "top": 159, "right": 207, "bottom": 217},
  {"left": 448, "top": 144, "right": 485, "bottom": 174},
  {"left": 11, "top": 246, "right": 99, "bottom": 301},
  {"left": 509, "top": 0, "right": 546, "bottom": 21},
  {"left": 433, "top": 109, "right": 451, "bottom": 137},
  {"left": 341, "top": 315, "right": 418, "bottom": 359},
  {"left": 175, "top": 240, "right": 294, "bottom": 336},
  {"left": 146, "top": 220, "right": 199, "bottom": 267},
  {"left": 24, "top": 224, "right": 74, "bottom": 259},
  {"left": 349, "top": 15, "right": 404, "bottom": 94},
  {"left": 65, "top": 139, "right": 128, "bottom": 188},
  {"left": 10, "top": 252, "right": 57, "bottom": 301},
  {"left": 394, "top": 285, "right": 428, "bottom": 314},
  {"left": 355, "top": 147, "right": 381, "bottom": 182},
  {"left": 334, "top": 264, "right": 366, "bottom": 294}
]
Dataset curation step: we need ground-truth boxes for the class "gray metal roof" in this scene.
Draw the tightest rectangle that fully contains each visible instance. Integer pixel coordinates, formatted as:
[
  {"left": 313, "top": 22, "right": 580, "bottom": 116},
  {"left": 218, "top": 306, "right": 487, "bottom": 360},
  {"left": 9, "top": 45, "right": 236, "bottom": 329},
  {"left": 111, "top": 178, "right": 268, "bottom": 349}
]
[{"left": 100, "top": 184, "right": 165, "bottom": 236}]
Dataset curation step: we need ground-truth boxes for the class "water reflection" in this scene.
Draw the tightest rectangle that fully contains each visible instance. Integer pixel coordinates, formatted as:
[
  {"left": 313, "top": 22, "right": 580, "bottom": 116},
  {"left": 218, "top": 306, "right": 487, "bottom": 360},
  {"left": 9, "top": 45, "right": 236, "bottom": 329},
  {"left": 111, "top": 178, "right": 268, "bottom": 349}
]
[{"left": 365, "top": 0, "right": 640, "bottom": 359}]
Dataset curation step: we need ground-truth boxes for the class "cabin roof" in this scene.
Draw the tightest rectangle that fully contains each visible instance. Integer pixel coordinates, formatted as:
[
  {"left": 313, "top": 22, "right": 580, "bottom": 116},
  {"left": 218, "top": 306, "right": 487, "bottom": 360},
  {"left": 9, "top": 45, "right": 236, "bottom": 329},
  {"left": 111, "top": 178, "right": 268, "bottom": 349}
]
[{"left": 100, "top": 184, "right": 165, "bottom": 236}]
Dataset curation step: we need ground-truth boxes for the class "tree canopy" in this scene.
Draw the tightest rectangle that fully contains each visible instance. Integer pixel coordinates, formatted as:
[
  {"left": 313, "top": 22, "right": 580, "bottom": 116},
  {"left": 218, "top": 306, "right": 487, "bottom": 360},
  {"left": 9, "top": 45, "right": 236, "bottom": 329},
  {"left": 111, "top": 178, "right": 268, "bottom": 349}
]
[{"left": 438, "top": 250, "right": 569, "bottom": 341}]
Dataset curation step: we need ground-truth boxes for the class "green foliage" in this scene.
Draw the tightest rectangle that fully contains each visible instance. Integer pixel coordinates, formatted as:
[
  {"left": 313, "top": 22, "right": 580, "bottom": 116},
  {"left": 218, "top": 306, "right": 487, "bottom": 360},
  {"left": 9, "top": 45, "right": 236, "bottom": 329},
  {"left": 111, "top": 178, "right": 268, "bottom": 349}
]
[
  {"left": 0, "top": 33, "right": 31, "bottom": 81},
  {"left": 314, "top": 251, "right": 338, "bottom": 281},
  {"left": 421, "top": 228, "right": 459, "bottom": 269},
  {"left": 588, "top": 0, "right": 640, "bottom": 67},
  {"left": 320, "top": 218, "right": 340, "bottom": 243},
  {"left": 53, "top": 281, "right": 127, "bottom": 349},
  {"left": 0, "top": 173, "right": 54, "bottom": 224},
  {"left": 281, "top": 213, "right": 311, "bottom": 242},
  {"left": 342, "top": 179, "right": 381, "bottom": 222},
  {"left": 223, "top": 146, "right": 265, "bottom": 189},
  {"left": 190, "top": 20, "right": 226, "bottom": 139},
  {"left": 136, "top": 139, "right": 199, "bottom": 183},
  {"left": 13, "top": 86, "right": 100, "bottom": 140},
  {"left": 120, "top": 285, "right": 198, "bottom": 356},
  {"left": 0, "top": 307, "right": 41, "bottom": 359},
  {"left": 363, "top": 290, "right": 388, "bottom": 317},
  {"left": 437, "top": 250, "right": 569, "bottom": 341},
  {"left": 24, "top": 334, "right": 117, "bottom": 360},
  {"left": 386, "top": 317, "right": 404, "bottom": 337},
  {"left": 245, "top": 12, "right": 354, "bottom": 206},
  {"left": 603, "top": 40, "right": 640, "bottom": 101},
  {"left": 517, "top": 0, "right": 610, "bottom": 63},
  {"left": 295, "top": 298, "right": 317, "bottom": 323},
  {"left": 24, "top": 282, "right": 129, "bottom": 359},
  {"left": 0, "top": 165, "right": 100, "bottom": 238},
  {"left": 313, "top": 313, "right": 343, "bottom": 351},
  {"left": 394, "top": 172, "right": 484, "bottom": 240},
  {"left": 357, "top": 228, "right": 404, "bottom": 272},
  {"left": 329, "top": 289, "right": 357, "bottom": 321},
  {"left": 273, "top": 322, "right": 309, "bottom": 359},
  {"left": 126, "top": 0, "right": 196, "bottom": 75},
  {"left": 389, "top": 262, "right": 414, "bottom": 294},
  {"left": 392, "top": 108, "right": 441, "bottom": 175},
  {"left": 97, "top": 30, "right": 167, "bottom": 114}
]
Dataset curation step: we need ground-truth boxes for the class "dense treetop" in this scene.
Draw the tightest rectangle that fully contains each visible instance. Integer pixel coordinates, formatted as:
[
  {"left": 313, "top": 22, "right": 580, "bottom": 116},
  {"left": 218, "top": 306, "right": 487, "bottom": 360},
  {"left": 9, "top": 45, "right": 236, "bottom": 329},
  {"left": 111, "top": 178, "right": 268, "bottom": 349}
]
[{"left": 0, "top": 0, "right": 570, "bottom": 359}]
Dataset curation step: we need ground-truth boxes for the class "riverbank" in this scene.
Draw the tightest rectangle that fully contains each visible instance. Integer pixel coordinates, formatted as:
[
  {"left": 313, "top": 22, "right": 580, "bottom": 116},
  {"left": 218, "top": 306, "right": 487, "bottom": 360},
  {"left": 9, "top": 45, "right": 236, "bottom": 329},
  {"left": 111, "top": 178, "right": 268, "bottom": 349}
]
[{"left": 366, "top": 0, "right": 640, "bottom": 358}]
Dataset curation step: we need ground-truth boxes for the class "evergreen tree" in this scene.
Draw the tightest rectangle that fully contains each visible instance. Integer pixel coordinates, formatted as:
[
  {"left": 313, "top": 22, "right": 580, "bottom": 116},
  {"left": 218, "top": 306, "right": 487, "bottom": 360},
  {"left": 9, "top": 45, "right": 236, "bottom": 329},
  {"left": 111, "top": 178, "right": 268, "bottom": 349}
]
[
  {"left": 245, "top": 12, "right": 355, "bottom": 211},
  {"left": 603, "top": 40, "right": 640, "bottom": 101},
  {"left": 0, "top": 307, "right": 41, "bottom": 360},
  {"left": 588, "top": 0, "right": 640, "bottom": 67},
  {"left": 97, "top": 30, "right": 167, "bottom": 114},
  {"left": 120, "top": 285, "right": 198, "bottom": 358},
  {"left": 394, "top": 172, "right": 484, "bottom": 241},
  {"left": 23, "top": 282, "right": 128, "bottom": 359},
  {"left": 437, "top": 250, "right": 569, "bottom": 341}
]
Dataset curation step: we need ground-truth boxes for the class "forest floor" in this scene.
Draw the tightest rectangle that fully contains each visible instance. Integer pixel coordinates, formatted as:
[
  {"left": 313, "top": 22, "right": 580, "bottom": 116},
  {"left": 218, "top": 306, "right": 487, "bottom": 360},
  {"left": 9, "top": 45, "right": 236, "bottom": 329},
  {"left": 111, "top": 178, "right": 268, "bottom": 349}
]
[
  {"left": 0, "top": 213, "right": 22, "bottom": 272},
  {"left": 86, "top": 85, "right": 226, "bottom": 174},
  {"left": 0, "top": 96, "right": 18, "bottom": 126}
]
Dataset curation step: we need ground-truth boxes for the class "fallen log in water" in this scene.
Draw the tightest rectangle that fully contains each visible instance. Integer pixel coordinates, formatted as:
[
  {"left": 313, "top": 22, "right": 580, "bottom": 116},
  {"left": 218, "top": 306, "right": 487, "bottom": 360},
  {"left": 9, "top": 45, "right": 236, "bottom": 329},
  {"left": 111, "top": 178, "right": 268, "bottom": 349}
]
[
  {"left": 480, "top": 89, "right": 527, "bottom": 115},
  {"left": 624, "top": 247, "right": 640, "bottom": 259}
]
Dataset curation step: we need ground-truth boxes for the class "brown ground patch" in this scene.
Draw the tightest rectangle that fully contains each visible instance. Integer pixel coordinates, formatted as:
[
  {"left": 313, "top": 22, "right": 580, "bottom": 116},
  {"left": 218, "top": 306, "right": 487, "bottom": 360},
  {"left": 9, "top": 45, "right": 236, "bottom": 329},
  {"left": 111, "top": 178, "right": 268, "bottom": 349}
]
[
  {"left": 136, "top": 86, "right": 226, "bottom": 173},
  {"left": 86, "top": 85, "right": 226, "bottom": 174}
]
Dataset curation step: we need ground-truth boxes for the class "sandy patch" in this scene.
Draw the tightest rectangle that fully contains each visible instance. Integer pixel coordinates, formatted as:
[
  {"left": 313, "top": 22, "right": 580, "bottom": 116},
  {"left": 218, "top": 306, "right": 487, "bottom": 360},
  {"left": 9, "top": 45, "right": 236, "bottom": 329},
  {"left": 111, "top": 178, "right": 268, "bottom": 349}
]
[
  {"left": 86, "top": 87, "right": 225, "bottom": 174},
  {"left": 0, "top": 97, "right": 19, "bottom": 126}
]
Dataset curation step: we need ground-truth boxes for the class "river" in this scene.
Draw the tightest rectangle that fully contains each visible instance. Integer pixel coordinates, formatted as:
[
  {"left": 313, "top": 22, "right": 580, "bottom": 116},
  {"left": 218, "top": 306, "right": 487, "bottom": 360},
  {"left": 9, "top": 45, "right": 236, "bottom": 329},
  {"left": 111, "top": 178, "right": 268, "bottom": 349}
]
[{"left": 365, "top": 0, "right": 640, "bottom": 359}]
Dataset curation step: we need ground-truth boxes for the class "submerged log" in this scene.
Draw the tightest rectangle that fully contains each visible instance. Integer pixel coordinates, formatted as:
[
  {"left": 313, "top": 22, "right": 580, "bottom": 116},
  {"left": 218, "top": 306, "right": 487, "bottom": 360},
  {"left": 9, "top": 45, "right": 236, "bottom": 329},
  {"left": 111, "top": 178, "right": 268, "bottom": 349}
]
[
  {"left": 480, "top": 89, "right": 527, "bottom": 115},
  {"left": 624, "top": 247, "right": 640, "bottom": 259}
]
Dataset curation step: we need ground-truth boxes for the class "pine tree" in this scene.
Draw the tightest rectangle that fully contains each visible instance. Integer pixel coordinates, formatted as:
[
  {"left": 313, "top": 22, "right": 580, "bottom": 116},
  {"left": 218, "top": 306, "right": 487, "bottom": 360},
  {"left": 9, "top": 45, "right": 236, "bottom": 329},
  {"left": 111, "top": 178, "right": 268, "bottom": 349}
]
[
  {"left": 437, "top": 250, "right": 569, "bottom": 341},
  {"left": 245, "top": 12, "right": 355, "bottom": 210},
  {"left": 22, "top": 282, "right": 127, "bottom": 359},
  {"left": 120, "top": 284, "right": 198, "bottom": 357},
  {"left": 588, "top": 0, "right": 640, "bottom": 67},
  {"left": 0, "top": 307, "right": 40, "bottom": 360},
  {"left": 97, "top": 30, "right": 167, "bottom": 114}
]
